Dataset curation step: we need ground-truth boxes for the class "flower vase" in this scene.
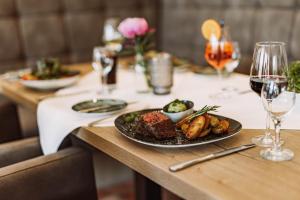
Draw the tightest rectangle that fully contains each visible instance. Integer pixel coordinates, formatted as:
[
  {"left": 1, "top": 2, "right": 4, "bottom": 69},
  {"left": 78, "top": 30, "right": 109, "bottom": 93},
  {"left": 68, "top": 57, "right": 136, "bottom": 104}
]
[{"left": 134, "top": 53, "right": 151, "bottom": 93}]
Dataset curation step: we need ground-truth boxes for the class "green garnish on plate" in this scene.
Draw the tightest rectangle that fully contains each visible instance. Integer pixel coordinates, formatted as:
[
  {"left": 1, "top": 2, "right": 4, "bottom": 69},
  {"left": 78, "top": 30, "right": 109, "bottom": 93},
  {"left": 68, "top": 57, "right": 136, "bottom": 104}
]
[
  {"left": 286, "top": 61, "right": 300, "bottom": 93},
  {"left": 166, "top": 99, "right": 188, "bottom": 113},
  {"left": 185, "top": 105, "right": 220, "bottom": 122},
  {"left": 32, "top": 58, "right": 79, "bottom": 80}
]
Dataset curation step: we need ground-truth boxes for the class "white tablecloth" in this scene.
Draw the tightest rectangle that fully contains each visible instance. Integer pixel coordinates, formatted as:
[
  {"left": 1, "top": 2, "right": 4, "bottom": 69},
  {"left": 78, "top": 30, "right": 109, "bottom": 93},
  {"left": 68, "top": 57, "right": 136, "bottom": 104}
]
[{"left": 38, "top": 67, "right": 300, "bottom": 154}]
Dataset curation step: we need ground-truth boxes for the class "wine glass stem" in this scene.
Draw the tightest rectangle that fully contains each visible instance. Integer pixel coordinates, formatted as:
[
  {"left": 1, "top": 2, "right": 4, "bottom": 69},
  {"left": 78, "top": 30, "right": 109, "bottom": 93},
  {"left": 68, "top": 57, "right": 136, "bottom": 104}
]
[
  {"left": 102, "top": 74, "right": 109, "bottom": 95},
  {"left": 273, "top": 120, "right": 282, "bottom": 151},
  {"left": 265, "top": 112, "right": 271, "bottom": 136}
]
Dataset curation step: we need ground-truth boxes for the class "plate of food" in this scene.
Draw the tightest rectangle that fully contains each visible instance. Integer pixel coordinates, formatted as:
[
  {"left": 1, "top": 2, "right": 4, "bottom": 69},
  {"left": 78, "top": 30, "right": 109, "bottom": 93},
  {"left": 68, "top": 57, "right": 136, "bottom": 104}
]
[
  {"left": 20, "top": 58, "right": 80, "bottom": 90},
  {"left": 72, "top": 98, "right": 128, "bottom": 116},
  {"left": 114, "top": 102, "right": 242, "bottom": 148}
]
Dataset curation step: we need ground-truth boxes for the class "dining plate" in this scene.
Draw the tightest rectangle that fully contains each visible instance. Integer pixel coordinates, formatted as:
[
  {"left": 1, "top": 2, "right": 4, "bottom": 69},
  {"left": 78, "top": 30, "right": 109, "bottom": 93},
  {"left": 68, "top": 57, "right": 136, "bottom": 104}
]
[
  {"left": 72, "top": 99, "right": 128, "bottom": 116},
  {"left": 20, "top": 75, "right": 80, "bottom": 90},
  {"left": 191, "top": 66, "right": 217, "bottom": 75},
  {"left": 114, "top": 109, "right": 242, "bottom": 148}
]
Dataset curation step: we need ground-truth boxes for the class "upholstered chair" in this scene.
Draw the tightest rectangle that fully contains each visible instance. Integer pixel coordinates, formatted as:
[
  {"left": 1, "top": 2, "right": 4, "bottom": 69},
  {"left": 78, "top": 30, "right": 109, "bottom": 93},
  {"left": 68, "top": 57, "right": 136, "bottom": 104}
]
[{"left": 0, "top": 137, "right": 98, "bottom": 200}]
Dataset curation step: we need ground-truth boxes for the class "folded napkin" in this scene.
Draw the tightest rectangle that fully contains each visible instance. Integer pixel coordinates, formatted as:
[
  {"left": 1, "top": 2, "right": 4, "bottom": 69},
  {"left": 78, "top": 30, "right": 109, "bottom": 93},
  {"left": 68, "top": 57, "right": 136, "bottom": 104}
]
[{"left": 37, "top": 71, "right": 151, "bottom": 155}]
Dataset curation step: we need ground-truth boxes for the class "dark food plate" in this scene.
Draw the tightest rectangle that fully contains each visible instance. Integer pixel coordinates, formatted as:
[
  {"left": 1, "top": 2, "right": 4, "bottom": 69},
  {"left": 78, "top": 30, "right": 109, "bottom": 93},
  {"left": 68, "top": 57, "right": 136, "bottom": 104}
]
[
  {"left": 114, "top": 109, "right": 242, "bottom": 148},
  {"left": 72, "top": 99, "right": 127, "bottom": 114}
]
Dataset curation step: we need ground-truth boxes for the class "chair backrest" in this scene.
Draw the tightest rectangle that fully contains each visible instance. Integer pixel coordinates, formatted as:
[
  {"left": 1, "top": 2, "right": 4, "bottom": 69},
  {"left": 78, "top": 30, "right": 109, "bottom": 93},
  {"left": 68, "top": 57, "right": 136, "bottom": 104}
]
[
  {"left": 0, "top": 147, "right": 97, "bottom": 200},
  {"left": 0, "top": 0, "right": 159, "bottom": 72}
]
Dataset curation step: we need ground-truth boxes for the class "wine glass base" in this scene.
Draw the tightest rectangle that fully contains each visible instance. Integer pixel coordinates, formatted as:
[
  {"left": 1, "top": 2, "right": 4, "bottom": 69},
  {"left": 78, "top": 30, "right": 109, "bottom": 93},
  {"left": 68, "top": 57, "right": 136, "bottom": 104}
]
[
  {"left": 260, "top": 148, "right": 294, "bottom": 161},
  {"left": 251, "top": 135, "right": 273, "bottom": 147}
]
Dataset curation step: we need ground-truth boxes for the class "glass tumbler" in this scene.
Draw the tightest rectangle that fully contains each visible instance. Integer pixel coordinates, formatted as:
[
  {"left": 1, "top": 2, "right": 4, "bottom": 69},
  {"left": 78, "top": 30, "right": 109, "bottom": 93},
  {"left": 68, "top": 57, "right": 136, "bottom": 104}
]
[{"left": 149, "top": 53, "right": 173, "bottom": 95}]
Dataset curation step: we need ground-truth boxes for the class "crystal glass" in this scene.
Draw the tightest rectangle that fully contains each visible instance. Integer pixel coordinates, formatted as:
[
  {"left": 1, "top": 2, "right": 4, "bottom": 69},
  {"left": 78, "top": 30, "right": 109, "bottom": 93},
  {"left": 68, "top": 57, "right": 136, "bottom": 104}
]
[
  {"left": 205, "top": 25, "right": 233, "bottom": 99},
  {"left": 92, "top": 47, "right": 115, "bottom": 94},
  {"left": 249, "top": 41, "right": 288, "bottom": 147},
  {"left": 103, "top": 18, "right": 123, "bottom": 52},
  {"left": 261, "top": 79, "right": 296, "bottom": 161},
  {"left": 222, "top": 41, "right": 241, "bottom": 95},
  {"left": 224, "top": 41, "right": 241, "bottom": 76},
  {"left": 149, "top": 53, "right": 173, "bottom": 95}
]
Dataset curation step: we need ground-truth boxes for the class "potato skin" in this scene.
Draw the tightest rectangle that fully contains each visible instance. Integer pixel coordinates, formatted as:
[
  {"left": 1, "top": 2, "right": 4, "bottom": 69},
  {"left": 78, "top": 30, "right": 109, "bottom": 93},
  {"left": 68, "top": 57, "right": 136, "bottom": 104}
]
[
  {"left": 212, "top": 120, "right": 230, "bottom": 134},
  {"left": 198, "top": 114, "right": 211, "bottom": 137},
  {"left": 199, "top": 128, "right": 211, "bottom": 137},
  {"left": 209, "top": 115, "right": 220, "bottom": 127},
  {"left": 176, "top": 116, "right": 190, "bottom": 128},
  {"left": 186, "top": 116, "right": 205, "bottom": 139},
  {"left": 181, "top": 123, "right": 189, "bottom": 134}
]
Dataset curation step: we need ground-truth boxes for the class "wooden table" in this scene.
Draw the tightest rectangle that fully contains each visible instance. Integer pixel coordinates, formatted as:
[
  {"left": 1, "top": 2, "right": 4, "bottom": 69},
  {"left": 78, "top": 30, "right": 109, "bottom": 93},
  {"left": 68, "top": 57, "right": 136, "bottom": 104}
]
[
  {"left": 1, "top": 63, "right": 300, "bottom": 200},
  {"left": 76, "top": 127, "right": 300, "bottom": 200},
  {"left": 0, "top": 63, "right": 91, "bottom": 111}
]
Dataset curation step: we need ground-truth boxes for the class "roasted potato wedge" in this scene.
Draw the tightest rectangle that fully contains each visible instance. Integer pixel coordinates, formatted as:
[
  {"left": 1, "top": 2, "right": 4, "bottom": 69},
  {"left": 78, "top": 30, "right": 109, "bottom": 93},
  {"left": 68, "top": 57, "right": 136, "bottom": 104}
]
[
  {"left": 209, "top": 115, "right": 220, "bottom": 127},
  {"left": 176, "top": 115, "right": 190, "bottom": 128},
  {"left": 212, "top": 119, "right": 230, "bottom": 134},
  {"left": 197, "top": 114, "right": 211, "bottom": 138},
  {"left": 203, "top": 114, "right": 211, "bottom": 130},
  {"left": 199, "top": 128, "right": 211, "bottom": 137},
  {"left": 186, "top": 116, "right": 205, "bottom": 139},
  {"left": 181, "top": 123, "right": 189, "bottom": 134}
]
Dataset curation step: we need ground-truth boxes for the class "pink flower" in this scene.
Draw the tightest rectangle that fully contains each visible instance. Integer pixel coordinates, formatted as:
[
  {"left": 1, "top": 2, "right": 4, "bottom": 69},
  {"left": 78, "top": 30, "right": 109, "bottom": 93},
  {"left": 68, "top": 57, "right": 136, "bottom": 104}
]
[{"left": 118, "top": 18, "right": 149, "bottom": 39}]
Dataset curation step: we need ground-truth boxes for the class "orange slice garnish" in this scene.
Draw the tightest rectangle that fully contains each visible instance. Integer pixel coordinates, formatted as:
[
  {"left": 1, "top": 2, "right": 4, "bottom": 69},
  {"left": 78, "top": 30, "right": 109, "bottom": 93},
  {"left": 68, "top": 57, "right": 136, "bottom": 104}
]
[{"left": 201, "top": 19, "right": 221, "bottom": 40}]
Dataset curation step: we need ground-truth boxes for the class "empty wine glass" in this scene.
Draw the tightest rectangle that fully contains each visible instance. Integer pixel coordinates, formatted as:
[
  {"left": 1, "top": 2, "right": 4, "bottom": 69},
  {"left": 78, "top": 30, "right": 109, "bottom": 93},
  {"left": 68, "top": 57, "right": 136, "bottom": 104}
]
[
  {"left": 249, "top": 41, "right": 288, "bottom": 147},
  {"left": 92, "top": 47, "right": 115, "bottom": 94},
  {"left": 261, "top": 79, "right": 296, "bottom": 161},
  {"left": 224, "top": 41, "right": 241, "bottom": 76},
  {"left": 222, "top": 41, "right": 241, "bottom": 95}
]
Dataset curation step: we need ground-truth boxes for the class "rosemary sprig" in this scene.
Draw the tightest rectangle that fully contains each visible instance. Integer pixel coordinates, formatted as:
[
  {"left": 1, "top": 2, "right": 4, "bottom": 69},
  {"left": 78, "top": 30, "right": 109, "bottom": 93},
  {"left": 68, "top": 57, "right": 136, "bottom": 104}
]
[{"left": 186, "top": 105, "right": 220, "bottom": 122}]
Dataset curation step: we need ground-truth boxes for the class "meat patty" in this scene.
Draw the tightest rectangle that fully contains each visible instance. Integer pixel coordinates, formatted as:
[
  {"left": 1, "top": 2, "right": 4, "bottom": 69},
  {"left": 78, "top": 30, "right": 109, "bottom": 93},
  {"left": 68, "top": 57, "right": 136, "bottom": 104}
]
[{"left": 138, "top": 111, "right": 176, "bottom": 139}]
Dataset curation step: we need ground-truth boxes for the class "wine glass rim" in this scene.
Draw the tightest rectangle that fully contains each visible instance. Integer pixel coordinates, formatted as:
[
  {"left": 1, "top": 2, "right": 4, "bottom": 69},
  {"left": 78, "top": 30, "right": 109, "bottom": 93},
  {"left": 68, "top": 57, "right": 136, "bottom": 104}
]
[{"left": 256, "top": 41, "right": 286, "bottom": 47}]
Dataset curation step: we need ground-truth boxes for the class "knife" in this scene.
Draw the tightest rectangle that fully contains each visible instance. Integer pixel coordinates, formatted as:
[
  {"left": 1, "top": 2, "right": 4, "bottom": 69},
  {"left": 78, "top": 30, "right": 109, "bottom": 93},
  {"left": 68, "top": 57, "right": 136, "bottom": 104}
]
[
  {"left": 78, "top": 101, "right": 138, "bottom": 113},
  {"left": 169, "top": 143, "right": 256, "bottom": 172}
]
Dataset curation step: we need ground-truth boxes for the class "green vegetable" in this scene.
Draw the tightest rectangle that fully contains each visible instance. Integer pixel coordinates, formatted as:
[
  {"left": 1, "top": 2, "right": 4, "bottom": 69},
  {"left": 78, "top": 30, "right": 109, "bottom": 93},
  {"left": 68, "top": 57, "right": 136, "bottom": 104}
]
[
  {"left": 167, "top": 99, "right": 187, "bottom": 113},
  {"left": 31, "top": 58, "right": 78, "bottom": 80},
  {"left": 124, "top": 113, "right": 138, "bottom": 123},
  {"left": 286, "top": 61, "right": 300, "bottom": 93},
  {"left": 186, "top": 105, "right": 220, "bottom": 122}
]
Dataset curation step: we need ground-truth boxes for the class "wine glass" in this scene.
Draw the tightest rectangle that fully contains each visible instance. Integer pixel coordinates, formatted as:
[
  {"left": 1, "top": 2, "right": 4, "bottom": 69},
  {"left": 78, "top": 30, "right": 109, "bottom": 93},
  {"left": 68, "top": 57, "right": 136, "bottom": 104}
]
[
  {"left": 205, "top": 36, "right": 233, "bottom": 79},
  {"left": 205, "top": 26, "right": 233, "bottom": 99},
  {"left": 249, "top": 41, "right": 288, "bottom": 147},
  {"left": 224, "top": 41, "right": 241, "bottom": 77},
  {"left": 103, "top": 18, "right": 123, "bottom": 52},
  {"left": 222, "top": 41, "right": 241, "bottom": 95},
  {"left": 261, "top": 79, "right": 296, "bottom": 161},
  {"left": 92, "top": 47, "right": 114, "bottom": 95}
]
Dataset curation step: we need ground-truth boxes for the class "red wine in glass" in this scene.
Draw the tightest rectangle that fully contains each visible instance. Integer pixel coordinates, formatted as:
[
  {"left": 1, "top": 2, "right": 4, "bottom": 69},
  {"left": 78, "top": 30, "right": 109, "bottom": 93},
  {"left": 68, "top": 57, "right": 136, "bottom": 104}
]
[{"left": 250, "top": 75, "right": 288, "bottom": 96}]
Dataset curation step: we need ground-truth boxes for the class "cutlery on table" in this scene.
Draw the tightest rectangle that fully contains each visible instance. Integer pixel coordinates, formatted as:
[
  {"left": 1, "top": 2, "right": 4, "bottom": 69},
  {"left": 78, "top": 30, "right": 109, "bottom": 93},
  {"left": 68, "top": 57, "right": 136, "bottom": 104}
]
[
  {"left": 38, "top": 90, "right": 91, "bottom": 101},
  {"left": 169, "top": 143, "right": 256, "bottom": 172},
  {"left": 78, "top": 101, "right": 138, "bottom": 113}
]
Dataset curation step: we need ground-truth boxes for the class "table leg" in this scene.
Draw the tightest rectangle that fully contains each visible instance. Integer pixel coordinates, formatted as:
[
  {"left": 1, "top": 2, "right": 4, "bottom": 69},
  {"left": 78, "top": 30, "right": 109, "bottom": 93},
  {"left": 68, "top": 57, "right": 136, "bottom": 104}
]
[{"left": 134, "top": 172, "right": 161, "bottom": 200}]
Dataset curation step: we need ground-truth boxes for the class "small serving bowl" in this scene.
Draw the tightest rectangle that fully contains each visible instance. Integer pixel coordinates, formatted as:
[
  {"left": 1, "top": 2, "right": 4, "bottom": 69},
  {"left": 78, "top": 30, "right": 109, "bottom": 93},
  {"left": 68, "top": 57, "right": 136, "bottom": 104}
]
[{"left": 162, "top": 100, "right": 194, "bottom": 122}]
